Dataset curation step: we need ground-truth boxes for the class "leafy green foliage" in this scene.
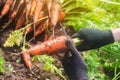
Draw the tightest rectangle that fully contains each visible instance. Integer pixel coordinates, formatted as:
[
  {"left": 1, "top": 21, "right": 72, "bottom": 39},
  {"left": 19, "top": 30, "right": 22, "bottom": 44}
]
[
  {"left": 62, "top": 0, "right": 120, "bottom": 31},
  {"left": 3, "top": 29, "right": 24, "bottom": 47},
  {"left": 0, "top": 49, "right": 13, "bottom": 74},
  {"left": 99, "top": 42, "right": 120, "bottom": 69},
  {"left": 112, "top": 67, "right": 120, "bottom": 80},
  {"left": 0, "top": 57, "right": 5, "bottom": 73},
  {"left": 32, "top": 55, "right": 66, "bottom": 80},
  {"left": 83, "top": 51, "right": 109, "bottom": 80},
  {"left": 0, "top": 49, "right": 5, "bottom": 73}
]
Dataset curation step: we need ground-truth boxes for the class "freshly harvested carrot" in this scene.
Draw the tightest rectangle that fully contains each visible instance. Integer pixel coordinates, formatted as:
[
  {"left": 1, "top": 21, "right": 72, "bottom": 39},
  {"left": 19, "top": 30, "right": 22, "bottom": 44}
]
[
  {"left": 0, "top": 0, "right": 13, "bottom": 19},
  {"left": 15, "top": 7, "right": 26, "bottom": 29},
  {"left": 34, "top": 19, "right": 49, "bottom": 37},
  {"left": 22, "top": 51, "right": 32, "bottom": 68},
  {"left": 2, "top": 0, "right": 25, "bottom": 28},
  {"left": 9, "top": 0, "right": 17, "bottom": 12},
  {"left": 46, "top": 0, "right": 53, "bottom": 17},
  {"left": 25, "top": 11, "right": 45, "bottom": 33},
  {"left": 10, "top": 0, "right": 24, "bottom": 19},
  {"left": 28, "top": 35, "right": 70, "bottom": 55},
  {"left": 28, "top": 0, "right": 37, "bottom": 21},
  {"left": 15, "top": 13, "right": 25, "bottom": 29},
  {"left": 34, "top": 11, "right": 66, "bottom": 37},
  {"left": 33, "top": 0, "right": 44, "bottom": 22},
  {"left": 50, "top": 1, "right": 61, "bottom": 27},
  {"left": 32, "top": 0, "right": 44, "bottom": 35},
  {"left": 26, "top": 0, "right": 32, "bottom": 23}
]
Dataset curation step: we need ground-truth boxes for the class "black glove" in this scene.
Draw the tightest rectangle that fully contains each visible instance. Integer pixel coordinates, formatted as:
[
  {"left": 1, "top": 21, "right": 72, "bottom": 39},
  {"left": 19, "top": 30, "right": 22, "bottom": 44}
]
[
  {"left": 62, "top": 40, "right": 88, "bottom": 80},
  {"left": 72, "top": 28, "right": 115, "bottom": 51}
]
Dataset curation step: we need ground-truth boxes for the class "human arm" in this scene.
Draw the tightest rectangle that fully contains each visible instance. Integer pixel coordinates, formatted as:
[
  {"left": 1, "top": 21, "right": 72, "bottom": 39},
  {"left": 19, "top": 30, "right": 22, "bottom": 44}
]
[
  {"left": 72, "top": 28, "right": 120, "bottom": 51},
  {"left": 111, "top": 28, "right": 120, "bottom": 41}
]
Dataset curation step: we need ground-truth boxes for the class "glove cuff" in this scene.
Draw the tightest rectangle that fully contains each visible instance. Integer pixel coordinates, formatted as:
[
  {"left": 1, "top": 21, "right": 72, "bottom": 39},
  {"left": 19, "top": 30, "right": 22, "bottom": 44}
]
[{"left": 104, "top": 30, "right": 115, "bottom": 44}]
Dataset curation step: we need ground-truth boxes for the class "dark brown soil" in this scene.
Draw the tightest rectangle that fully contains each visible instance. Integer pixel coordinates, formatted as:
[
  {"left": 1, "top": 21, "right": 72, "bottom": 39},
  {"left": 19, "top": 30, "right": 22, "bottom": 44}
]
[{"left": 0, "top": 23, "right": 75, "bottom": 80}]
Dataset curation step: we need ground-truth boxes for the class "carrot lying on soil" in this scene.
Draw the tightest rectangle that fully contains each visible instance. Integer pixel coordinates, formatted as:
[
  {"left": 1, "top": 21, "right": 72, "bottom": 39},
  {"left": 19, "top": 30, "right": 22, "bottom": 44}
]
[
  {"left": 0, "top": 0, "right": 13, "bottom": 20},
  {"left": 22, "top": 51, "right": 32, "bottom": 68},
  {"left": 28, "top": 35, "right": 70, "bottom": 55}
]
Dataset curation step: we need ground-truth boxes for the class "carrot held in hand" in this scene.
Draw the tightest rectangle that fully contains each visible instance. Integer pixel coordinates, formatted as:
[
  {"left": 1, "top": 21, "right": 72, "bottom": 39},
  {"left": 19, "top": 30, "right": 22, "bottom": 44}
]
[
  {"left": 22, "top": 36, "right": 81, "bottom": 67},
  {"left": 22, "top": 35, "right": 70, "bottom": 68},
  {"left": 28, "top": 36, "right": 71, "bottom": 55}
]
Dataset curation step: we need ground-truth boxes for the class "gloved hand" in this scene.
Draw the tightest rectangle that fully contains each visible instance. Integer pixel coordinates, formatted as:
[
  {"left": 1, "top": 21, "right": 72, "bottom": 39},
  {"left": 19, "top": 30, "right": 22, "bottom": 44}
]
[
  {"left": 61, "top": 40, "right": 88, "bottom": 80},
  {"left": 72, "top": 28, "right": 115, "bottom": 51}
]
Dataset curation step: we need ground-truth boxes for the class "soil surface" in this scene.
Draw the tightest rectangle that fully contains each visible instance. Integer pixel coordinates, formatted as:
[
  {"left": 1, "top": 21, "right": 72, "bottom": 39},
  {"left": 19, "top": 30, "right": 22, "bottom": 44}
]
[{"left": 0, "top": 23, "right": 75, "bottom": 80}]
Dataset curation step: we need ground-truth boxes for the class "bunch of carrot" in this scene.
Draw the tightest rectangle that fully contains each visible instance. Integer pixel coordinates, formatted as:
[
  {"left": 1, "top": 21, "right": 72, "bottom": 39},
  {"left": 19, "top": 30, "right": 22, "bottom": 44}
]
[
  {"left": 0, "top": 0, "right": 66, "bottom": 37},
  {"left": 0, "top": 0, "right": 68, "bottom": 68}
]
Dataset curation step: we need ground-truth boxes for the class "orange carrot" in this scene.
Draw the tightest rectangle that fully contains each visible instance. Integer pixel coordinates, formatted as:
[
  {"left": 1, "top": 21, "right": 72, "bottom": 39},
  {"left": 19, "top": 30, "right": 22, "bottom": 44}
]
[
  {"left": 21, "top": 36, "right": 69, "bottom": 68},
  {"left": 46, "top": 0, "right": 53, "bottom": 17},
  {"left": 3, "top": 0, "right": 25, "bottom": 28},
  {"left": 50, "top": 1, "right": 61, "bottom": 27},
  {"left": 25, "top": 11, "right": 45, "bottom": 33},
  {"left": 58, "top": 11, "right": 66, "bottom": 22},
  {"left": 10, "top": 0, "right": 24, "bottom": 19},
  {"left": 33, "top": 0, "right": 44, "bottom": 22},
  {"left": 26, "top": 0, "right": 32, "bottom": 23},
  {"left": 15, "top": 7, "right": 26, "bottom": 29},
  {"left": 9, "top": 0, "right": 17, "bottom": 12},
  {"left": 15, "top": 14, "right": 25, "bottom": 29},
  {"left": 33, "top": 11, "right": 65, "bottom": 37},
  {"left": 28, "top": 35, "right": 70, "bottom": 55},
  {"left": 34, "top": 19, "right": 49, "bottom": 37},
  {"left": 22, "top": 51, "right": 32, "bottom": 68},
  {"left": 28, "top": 0, "right": 37, "bottom": 21},
  {"left": 0, "top": 0, "right": 13, "bottom": 19}
]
